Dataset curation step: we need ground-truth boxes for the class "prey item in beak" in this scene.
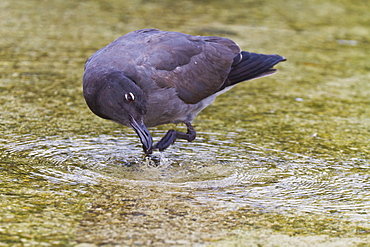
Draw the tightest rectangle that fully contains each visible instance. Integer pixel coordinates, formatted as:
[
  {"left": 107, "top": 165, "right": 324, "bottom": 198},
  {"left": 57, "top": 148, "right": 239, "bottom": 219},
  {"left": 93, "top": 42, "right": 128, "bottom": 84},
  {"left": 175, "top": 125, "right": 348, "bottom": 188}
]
[{"left": 130, "top": 117, "right": 153, "bottom": 154}]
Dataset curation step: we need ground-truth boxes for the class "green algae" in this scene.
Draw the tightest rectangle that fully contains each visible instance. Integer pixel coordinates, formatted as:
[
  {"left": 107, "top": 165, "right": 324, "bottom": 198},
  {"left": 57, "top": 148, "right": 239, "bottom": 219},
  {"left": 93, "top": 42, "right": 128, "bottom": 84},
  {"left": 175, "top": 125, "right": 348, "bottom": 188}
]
[
  {"left": 0, "top": 157, "right": 91, "bottom": 246},
  {"left": 75, "top": 181, "right": 370, "bottom": 246},
  {"left": 0, "top": 0, "right": 369, "bottom": 246}
]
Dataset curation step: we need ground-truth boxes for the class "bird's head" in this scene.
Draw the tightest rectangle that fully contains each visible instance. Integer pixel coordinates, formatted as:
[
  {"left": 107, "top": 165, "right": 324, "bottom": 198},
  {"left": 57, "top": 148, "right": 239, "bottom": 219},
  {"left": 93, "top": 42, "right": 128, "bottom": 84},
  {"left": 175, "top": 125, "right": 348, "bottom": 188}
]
[{"left": 83, "top": 70, "right": 153, "bottom": 154}]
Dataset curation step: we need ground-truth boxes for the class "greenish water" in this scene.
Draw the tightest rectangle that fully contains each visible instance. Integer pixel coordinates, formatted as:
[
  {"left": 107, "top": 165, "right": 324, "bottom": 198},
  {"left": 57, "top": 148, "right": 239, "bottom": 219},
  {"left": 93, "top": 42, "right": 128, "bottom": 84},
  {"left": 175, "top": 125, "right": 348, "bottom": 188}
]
[{"left": 1, "top": 0, "right": 369, "bottom": 246}]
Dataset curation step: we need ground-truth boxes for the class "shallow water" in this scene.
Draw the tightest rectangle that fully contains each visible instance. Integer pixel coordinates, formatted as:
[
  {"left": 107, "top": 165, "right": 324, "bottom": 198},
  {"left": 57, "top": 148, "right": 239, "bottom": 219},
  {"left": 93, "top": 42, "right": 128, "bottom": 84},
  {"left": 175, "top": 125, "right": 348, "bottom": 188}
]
[{"left": 1, "top": 0, "right": 370, "bottom": 246}]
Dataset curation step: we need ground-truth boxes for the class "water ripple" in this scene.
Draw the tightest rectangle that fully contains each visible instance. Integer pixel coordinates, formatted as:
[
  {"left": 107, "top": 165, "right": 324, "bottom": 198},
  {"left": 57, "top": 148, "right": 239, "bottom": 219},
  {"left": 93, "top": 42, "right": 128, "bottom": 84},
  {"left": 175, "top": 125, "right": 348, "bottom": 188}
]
[{"left": 1, "top": 133, "right": 369, "bottom": 224}]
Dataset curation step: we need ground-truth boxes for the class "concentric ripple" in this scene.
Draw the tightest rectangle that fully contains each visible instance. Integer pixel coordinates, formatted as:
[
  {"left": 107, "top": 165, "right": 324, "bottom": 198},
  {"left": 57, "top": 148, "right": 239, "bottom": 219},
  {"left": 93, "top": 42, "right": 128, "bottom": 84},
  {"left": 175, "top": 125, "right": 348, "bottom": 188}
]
[{"left": 1, "top": 131, "right": 369, "bottom": 226}]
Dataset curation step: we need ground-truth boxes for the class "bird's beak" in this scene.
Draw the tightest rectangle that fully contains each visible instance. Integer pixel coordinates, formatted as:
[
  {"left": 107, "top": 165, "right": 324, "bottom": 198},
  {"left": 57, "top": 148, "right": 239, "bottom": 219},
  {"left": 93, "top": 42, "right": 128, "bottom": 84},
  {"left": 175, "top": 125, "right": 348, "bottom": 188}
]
[{"left": 130, "top": 118, "right": 153, "bottom": 154}]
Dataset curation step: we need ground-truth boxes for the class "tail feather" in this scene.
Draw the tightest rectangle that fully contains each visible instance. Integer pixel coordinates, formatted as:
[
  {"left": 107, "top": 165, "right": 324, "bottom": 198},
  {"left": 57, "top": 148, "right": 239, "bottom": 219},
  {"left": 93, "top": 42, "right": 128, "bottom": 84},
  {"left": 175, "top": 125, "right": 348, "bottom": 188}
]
[{"left": 225, "top": 51, "right": 285, "bottom": 87}]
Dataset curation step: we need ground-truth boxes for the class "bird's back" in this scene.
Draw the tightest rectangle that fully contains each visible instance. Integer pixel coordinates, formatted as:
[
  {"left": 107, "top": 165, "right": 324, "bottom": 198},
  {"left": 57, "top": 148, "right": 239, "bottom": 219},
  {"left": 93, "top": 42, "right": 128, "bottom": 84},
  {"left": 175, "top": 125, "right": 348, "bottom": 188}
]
[{"left": 84, "top": 29, "right": 241, "bottom": 103}]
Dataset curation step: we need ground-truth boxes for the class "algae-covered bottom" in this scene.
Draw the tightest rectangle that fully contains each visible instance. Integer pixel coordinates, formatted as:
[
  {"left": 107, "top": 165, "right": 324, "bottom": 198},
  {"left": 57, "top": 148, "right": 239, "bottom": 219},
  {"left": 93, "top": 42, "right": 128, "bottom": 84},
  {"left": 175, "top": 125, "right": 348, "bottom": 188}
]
[
  {"left": 1, "top": 131, "right": 369, "bottom": 246},
  {"left": 0, "top": 0, "right": 369, "bottom": 246}
]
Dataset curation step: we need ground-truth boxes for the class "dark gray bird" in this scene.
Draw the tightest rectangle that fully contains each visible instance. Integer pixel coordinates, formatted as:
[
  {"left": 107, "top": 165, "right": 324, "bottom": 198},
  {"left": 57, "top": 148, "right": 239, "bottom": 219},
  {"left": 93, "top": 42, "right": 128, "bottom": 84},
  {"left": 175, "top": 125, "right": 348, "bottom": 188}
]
[{"left": 83, "top": 29, "right": 285, "bottom": 154}]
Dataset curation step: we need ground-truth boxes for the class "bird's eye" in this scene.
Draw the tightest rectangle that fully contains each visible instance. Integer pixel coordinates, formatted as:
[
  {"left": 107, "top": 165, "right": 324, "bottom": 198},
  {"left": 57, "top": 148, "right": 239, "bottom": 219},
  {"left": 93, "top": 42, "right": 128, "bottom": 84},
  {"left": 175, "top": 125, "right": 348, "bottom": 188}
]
[{"left": 124, "top": 92, "right": 135, "bottom": 102}]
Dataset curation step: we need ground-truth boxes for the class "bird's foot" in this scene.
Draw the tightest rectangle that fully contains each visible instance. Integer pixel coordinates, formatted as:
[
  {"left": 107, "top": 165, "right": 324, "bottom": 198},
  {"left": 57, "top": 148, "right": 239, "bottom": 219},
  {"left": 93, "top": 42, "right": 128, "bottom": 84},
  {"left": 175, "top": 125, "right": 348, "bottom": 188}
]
[
  {"left": 153, "top": 122, "right": 196, "bottom": 151},
  {"left": 153, "top": 130, "right": 177, "bottom": 151}
]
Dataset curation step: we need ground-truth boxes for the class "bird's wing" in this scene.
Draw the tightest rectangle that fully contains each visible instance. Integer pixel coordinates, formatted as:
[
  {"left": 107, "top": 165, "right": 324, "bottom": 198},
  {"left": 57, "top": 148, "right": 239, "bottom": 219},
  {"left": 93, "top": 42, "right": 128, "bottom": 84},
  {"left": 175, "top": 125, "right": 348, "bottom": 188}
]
[
  {"left": 224, "top": 51, "right": 286, "bottom": 89},
  {"left": 140, "top": 30, "right": 240, "bottom": 104}
]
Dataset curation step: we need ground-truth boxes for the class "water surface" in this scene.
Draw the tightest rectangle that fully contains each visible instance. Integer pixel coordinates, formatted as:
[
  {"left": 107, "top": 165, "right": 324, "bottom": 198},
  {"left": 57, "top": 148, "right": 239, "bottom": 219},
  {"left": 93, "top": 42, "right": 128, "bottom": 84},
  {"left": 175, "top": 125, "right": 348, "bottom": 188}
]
[{"left": 0, "top": 0, "right": 369, "bottom": 246}]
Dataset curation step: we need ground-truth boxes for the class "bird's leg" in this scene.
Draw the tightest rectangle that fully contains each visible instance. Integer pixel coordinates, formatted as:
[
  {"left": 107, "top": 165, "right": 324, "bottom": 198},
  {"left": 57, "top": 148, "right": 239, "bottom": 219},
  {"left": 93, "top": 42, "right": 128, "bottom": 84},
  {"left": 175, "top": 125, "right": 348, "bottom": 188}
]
[{"left": 154, "top": 122, "right": 196, "bottom": 151}]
